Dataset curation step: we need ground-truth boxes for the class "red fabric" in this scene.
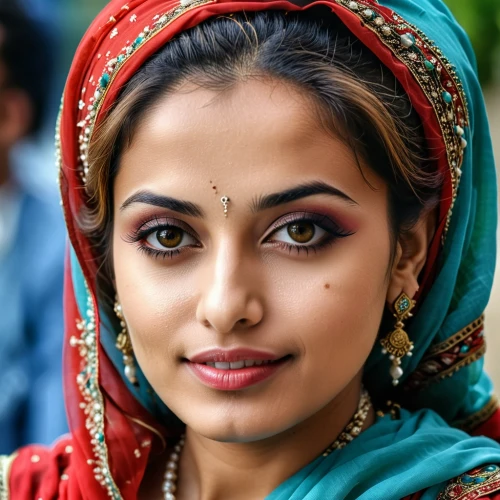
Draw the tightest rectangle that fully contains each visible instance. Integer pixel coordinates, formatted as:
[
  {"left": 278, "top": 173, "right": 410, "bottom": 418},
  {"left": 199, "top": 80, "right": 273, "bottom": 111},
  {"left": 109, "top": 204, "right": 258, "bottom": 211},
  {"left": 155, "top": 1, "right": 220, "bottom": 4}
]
[
  {"left": 473, "top": 409, "right": 500, "bottom": 443},
  {"left": 4, "top": 0, "right": 486, "bottom": 498}
]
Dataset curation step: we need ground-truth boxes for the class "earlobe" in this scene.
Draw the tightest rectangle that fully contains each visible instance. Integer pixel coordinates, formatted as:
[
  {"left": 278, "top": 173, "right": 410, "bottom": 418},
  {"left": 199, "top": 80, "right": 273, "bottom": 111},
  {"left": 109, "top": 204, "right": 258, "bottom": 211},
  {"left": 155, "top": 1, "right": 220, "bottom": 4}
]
[{"left": 386, "top": 210, "right": 436, "bottom": 305}]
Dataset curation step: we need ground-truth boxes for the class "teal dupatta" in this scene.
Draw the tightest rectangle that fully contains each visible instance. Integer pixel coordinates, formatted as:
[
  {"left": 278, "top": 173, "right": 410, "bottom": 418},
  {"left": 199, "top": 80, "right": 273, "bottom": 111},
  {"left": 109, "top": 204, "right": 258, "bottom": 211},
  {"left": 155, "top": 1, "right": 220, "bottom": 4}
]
[{"left": 268, "top": 410, "right": 500, "bottom": 499}]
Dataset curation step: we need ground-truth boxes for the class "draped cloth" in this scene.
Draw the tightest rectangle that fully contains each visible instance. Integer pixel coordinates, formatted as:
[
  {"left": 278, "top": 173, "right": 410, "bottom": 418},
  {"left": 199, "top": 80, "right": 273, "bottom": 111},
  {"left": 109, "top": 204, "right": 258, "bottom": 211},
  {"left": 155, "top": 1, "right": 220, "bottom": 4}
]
[{"left": 1, "top": 0, "right": 500, "bottom": 498}]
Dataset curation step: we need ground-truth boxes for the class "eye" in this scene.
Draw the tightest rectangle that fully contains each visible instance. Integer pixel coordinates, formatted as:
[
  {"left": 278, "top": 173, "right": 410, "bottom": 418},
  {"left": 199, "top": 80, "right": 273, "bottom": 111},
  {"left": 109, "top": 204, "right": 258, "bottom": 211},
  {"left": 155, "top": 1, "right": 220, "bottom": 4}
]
[
  {"left": 145, "top": 226, "right": 197, "bottom": 250},
  {"left": 269, "top": 221, "right": 328, "bottom": 246}
]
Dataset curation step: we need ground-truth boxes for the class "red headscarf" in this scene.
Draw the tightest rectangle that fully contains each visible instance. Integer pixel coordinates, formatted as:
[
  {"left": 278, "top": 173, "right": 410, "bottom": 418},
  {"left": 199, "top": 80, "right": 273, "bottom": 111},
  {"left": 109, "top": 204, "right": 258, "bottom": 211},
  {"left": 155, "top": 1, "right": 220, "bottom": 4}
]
[{"left": 3, "top": 0, "right": 497, "bottom": 499}]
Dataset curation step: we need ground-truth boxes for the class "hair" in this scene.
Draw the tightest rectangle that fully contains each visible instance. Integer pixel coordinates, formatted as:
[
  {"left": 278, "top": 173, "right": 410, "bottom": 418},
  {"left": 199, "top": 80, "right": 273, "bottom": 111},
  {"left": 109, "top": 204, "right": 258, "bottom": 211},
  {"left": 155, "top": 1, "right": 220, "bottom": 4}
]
[
  {"left": 82, "top": 7, "right": 442, "bottom": 301},
  {"left": 0, "top": 2, "right": 53, "bottom": 135}
]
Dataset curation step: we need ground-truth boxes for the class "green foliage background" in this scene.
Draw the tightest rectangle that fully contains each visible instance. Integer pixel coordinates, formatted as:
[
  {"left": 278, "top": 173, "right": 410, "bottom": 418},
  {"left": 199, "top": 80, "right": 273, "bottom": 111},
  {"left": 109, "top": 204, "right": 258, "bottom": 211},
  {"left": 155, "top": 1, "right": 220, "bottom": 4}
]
[{"left": 444, "top": 0, "right": 500, "bottom": 85}]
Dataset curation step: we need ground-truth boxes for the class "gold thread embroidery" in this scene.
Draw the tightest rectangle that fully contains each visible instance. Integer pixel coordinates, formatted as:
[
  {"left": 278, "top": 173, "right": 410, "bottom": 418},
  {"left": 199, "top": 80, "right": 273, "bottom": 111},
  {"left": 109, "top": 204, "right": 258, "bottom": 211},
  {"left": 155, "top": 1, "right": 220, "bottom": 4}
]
[
  {"left": 405, "top": 315, "right": 485, "bottom": 390},
  {"left": 76, "top": 0, "right": 214, "bottom": 185},
  {"left": 332, "top": 0, "right": 468, "bottom": 242},
  {"left": 437, "top": 464, "right": 500, "bottom": 499},
  {"left": 427, "top": 316, "right": 485, "bottom": 357},
  {"left": 70, "top": 289, "right": 121, "bottom": 499}
]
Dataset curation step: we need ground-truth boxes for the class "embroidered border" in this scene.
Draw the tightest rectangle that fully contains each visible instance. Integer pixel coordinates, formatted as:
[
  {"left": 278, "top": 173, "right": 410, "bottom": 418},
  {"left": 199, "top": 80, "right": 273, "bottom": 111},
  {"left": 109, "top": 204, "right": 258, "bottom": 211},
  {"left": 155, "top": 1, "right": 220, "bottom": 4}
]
[
  {"left": 438, "top": 465, "right": 500, "bottom": 499},
  {"left": 332, "top": 0, "right": 468, "bottom": 242},
  {"left": 69, "top": 291, "right": 122, "bottom": 499},
  {"left": 404, "top": 316, "right": 485, "bottom": 391},
  {"left": 76, "top": 0, "right": 215, "bottom": 185},
  {"left": 453, "top": 395, "right": 500, "bottom": 434},
  {"left": 0, "top": 453, "right": 17, "bottom": 500},
  {"left": 59, "top": 2, "right": 216, "bottom": 497}
]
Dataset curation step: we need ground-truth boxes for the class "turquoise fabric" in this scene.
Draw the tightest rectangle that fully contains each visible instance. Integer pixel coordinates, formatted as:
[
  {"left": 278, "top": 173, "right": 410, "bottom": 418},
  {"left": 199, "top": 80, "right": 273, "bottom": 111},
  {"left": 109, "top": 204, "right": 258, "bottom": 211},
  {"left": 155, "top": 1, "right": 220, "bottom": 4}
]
[
  {"left": 362, "top": 0, "right": 498, "bottom": 424},
  {"left": 267, "top": 410, "right": 500, "bottom": 499},
  {"left": 69, "top": 0, "right": 500, "bottom": 496}
]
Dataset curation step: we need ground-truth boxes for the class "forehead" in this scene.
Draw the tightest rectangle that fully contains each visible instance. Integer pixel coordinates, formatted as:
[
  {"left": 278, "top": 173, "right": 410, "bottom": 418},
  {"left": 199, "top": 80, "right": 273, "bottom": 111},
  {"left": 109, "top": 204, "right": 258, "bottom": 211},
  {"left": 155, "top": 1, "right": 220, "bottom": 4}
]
[{"left": 115, "top": 78, "right": 385, "bottom": 205}]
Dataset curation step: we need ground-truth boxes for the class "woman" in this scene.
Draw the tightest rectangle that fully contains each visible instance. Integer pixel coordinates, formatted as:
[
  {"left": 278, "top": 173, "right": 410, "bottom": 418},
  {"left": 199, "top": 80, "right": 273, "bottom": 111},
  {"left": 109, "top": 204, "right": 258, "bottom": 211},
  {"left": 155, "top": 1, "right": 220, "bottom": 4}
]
[{"left": 1, "top": 0, "right": 500, "bottom": 498}]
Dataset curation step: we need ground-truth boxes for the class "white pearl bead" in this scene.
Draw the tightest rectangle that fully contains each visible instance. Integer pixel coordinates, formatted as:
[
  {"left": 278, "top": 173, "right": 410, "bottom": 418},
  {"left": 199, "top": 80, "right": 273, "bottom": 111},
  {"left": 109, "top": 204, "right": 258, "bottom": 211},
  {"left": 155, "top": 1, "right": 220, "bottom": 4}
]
[
  {"left": 162, "top": 480, "right": 176, "bottom": 493},
  {"left": 164, "top": 493, "right": 175, "bottom": 500},
  {"left": 166, "top": 461, "right": 177, "bottom": 470},
  {"left": 124, "top": 365, "right": 137, "bottom": 383},
  {"left": 165, "top": 471, "right": 177, "bottom": 481},
  {"left": 390, "top": 365, "right": 404, "bottom": 380}
]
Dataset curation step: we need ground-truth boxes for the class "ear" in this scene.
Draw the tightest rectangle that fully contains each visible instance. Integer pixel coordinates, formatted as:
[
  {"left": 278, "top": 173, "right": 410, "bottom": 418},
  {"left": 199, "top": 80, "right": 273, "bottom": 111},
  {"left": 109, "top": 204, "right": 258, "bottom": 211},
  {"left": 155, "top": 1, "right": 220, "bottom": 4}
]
[
  {"left": 386, "top": 209, "right": 437, "bottom": 305},
  {"left": 0, "top": 88, "right": 33, "bottom": 148}
]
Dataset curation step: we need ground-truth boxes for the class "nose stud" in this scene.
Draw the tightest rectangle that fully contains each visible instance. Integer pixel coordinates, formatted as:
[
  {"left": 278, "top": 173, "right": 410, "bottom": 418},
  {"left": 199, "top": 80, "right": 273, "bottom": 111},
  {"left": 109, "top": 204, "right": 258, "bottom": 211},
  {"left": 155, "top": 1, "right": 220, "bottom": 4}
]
[{"left": 221, "top": 196, "right": 230, "bottom": 217}]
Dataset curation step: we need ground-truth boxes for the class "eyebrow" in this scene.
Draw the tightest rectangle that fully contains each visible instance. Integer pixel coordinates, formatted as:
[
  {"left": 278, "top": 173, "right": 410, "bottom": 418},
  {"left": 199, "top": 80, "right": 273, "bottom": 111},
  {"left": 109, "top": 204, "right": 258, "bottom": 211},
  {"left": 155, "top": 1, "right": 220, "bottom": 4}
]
[
  {"left": 120, "top": 190, "right": 205, "bottom": 217},
  {"left": 251, "top": 181, "right": 358, "bottom": 212},
  {"left": 119, "top": 181, "right": 357, "bottom": 217}
]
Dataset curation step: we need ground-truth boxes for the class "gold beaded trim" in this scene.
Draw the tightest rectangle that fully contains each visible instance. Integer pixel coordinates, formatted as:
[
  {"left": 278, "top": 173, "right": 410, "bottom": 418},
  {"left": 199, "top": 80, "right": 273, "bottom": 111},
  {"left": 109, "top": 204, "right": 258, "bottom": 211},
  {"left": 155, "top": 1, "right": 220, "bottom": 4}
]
[
  {"left": 0, "top": 453, "right": 16, "bottom": 500},
  {"left": 332, "top": 0, "right": 468, "bottom": 241},
  {"left": 428, "top": 316, "right": 485, "bottom": 356},
  {"left": 404, "top": 316, "right": 486, "bottom": 391},
  {"left": 69, "top": 291, "right": 121, "bottom": 499},
  {"left": 452, "top": 395, "right": 499, "bottom": 434},
  {"left": 76, "top": 0, "right": 214, "bottom": 185}
]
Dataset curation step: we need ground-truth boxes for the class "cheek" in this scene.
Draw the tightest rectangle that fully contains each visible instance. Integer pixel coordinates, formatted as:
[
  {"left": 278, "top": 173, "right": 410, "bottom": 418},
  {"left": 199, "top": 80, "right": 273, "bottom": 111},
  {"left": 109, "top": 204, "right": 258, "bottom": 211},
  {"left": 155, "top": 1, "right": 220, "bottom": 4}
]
[
  {"left": 272, "top": 233, "right": 389, "bottom": 384},
  {"left": 112, "top": 230, "right": 195, "bottom": 366}
]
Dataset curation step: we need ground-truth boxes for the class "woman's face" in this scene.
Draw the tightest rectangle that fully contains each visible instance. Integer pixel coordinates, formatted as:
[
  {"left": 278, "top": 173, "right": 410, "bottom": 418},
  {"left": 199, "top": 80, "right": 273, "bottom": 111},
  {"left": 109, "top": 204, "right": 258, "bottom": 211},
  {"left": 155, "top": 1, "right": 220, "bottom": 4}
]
[{"left": 113, "top": 79, "right": 392, "bottom": 441}]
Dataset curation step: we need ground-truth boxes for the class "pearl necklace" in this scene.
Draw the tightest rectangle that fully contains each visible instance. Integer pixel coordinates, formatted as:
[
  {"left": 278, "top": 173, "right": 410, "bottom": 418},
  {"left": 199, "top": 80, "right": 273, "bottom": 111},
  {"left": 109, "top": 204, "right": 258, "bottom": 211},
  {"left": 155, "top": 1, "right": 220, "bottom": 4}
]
[{"left": 162, "top": 389, "right": 372, "bottom": 499}]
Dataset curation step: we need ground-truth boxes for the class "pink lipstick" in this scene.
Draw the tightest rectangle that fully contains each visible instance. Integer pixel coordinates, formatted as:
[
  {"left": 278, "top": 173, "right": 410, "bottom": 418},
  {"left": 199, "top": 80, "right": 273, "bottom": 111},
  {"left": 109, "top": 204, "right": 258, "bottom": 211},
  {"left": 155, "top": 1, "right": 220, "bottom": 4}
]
[{"left": 186, "top": 348, "right": 290, "bottom": 391}]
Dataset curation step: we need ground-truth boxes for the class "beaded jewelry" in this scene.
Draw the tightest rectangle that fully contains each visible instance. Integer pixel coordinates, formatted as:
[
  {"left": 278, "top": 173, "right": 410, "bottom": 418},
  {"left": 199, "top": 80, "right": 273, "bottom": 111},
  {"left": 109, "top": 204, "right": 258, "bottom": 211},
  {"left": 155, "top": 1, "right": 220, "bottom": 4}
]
[
  {"left": 381, "top": 292, "right": 416, "bottom": 386},
  {"left": 114, "top": 301, "right": 139, "bottom": 386},
  {"left": 162, "top": 389, "right": 372, "bottom": 499}
]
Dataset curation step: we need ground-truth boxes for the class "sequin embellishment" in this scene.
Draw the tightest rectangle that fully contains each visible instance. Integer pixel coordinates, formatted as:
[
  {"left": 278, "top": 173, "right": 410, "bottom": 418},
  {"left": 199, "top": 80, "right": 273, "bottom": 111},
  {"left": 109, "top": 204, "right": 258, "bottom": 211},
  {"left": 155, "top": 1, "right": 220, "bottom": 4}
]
[{"left": 438, "top": 464, "right": 500, "bottom": 499}]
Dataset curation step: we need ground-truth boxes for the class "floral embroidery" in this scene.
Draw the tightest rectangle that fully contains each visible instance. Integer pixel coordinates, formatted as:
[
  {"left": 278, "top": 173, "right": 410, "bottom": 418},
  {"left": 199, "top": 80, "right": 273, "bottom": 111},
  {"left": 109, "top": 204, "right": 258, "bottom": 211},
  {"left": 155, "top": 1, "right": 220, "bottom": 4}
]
[
  {"left": 438, "top": 465, "right": 500, "bottom": 499},
  {"left": 405, "top": 316, "right": 485, "bottom": 391}
]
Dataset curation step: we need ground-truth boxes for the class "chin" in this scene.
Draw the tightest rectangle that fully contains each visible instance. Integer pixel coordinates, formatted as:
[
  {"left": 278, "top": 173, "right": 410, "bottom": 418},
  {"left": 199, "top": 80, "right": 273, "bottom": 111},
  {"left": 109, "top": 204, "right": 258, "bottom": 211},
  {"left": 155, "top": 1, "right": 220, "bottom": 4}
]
[{"left": 172, "top": 398, "right": 300, "bottom": 444}]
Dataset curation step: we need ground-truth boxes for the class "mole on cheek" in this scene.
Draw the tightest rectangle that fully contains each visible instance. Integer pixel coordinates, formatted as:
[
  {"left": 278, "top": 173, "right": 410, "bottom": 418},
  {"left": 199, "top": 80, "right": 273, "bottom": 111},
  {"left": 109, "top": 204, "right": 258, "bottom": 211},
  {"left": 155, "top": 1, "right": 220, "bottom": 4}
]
[{"left": 324, "top": 283, "right": 331, "bottom": 290}]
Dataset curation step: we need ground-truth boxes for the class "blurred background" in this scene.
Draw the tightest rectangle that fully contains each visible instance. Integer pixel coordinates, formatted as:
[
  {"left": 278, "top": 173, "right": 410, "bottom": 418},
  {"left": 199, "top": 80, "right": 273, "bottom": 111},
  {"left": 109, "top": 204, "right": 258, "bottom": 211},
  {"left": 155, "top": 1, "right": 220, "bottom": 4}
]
[{"left": 0, "top": 0, "right": 498, "bottom": 454}]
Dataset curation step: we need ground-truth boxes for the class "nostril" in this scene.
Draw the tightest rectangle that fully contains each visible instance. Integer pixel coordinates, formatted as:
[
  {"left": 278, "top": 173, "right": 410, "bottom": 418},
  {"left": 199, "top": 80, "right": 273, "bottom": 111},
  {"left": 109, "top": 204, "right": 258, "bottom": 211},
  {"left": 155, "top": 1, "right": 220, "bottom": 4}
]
[{"left": 238, "top": 318, "right": 248, "bottom": 325}]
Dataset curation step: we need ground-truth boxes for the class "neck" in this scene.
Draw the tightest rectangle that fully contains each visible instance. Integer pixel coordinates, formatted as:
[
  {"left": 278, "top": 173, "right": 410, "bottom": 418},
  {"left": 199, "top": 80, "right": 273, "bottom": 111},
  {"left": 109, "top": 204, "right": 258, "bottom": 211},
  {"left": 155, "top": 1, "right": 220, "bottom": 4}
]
[{"left": 177, "top": 379, "right": 373, "bottom": 500}]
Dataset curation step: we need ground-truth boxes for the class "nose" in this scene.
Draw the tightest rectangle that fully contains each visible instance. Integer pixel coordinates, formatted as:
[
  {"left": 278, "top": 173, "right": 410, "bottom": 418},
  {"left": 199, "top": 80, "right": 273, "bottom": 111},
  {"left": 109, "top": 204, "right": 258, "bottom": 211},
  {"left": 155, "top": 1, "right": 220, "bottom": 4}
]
[{"left": 196, "top": 240, "right": 264, "bottom": 334}]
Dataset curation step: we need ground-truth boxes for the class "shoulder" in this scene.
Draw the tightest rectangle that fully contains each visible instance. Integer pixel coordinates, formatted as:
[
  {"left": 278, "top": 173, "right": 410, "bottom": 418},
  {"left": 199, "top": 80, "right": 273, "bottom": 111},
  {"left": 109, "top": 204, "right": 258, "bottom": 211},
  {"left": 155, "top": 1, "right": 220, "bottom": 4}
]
[{"left": 0, "top": 436, "right": 74, "bottom": 499}]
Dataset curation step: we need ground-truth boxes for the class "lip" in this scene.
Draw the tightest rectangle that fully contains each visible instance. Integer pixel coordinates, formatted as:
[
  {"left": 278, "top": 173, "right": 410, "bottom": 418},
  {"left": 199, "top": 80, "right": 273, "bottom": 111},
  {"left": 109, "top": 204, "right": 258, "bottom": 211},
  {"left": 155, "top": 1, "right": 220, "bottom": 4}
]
[
  {"left": 185, "top": 348, "right": 291, "bottom": 391},
  {"left": 188, "top": 348, "right": 281, "bottom": 364}
]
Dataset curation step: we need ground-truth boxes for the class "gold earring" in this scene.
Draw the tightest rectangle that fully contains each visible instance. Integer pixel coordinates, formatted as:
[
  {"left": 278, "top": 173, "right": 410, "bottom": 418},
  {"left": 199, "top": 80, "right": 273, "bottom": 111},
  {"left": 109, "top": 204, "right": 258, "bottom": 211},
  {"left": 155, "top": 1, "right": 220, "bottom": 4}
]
[
  {"left": 114, "top": 300, "right": 138, "bottom": 386},
  {"left": 380, "top": 292, "right": 415, "bottom": 386}
]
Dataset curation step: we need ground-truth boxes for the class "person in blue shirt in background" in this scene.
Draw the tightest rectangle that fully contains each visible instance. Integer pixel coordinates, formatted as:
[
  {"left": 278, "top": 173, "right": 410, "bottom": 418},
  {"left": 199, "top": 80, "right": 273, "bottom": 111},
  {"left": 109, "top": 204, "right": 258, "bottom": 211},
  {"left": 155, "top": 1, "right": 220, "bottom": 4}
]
[{"left": 0, "top": 1, "right": 67, "bottom": 453}]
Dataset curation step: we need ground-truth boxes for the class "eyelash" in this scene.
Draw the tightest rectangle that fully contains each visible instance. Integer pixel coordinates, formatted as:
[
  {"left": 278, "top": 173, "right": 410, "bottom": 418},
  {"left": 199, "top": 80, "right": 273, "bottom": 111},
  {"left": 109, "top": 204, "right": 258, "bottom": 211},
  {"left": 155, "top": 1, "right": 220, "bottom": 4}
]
[{"left": 124, "top": 212, "right": 354, "bottom": 260}]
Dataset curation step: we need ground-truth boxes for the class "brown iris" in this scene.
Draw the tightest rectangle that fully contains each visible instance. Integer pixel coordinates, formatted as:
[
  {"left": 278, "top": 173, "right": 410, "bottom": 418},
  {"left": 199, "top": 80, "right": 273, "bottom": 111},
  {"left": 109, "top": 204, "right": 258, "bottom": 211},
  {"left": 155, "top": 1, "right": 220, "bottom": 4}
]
[
  {"left": 287, "top": 222, "right": 315, "bottom": 243},
  {"left": 157, "top": 228, "right": 183, "bottom": 248}
]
